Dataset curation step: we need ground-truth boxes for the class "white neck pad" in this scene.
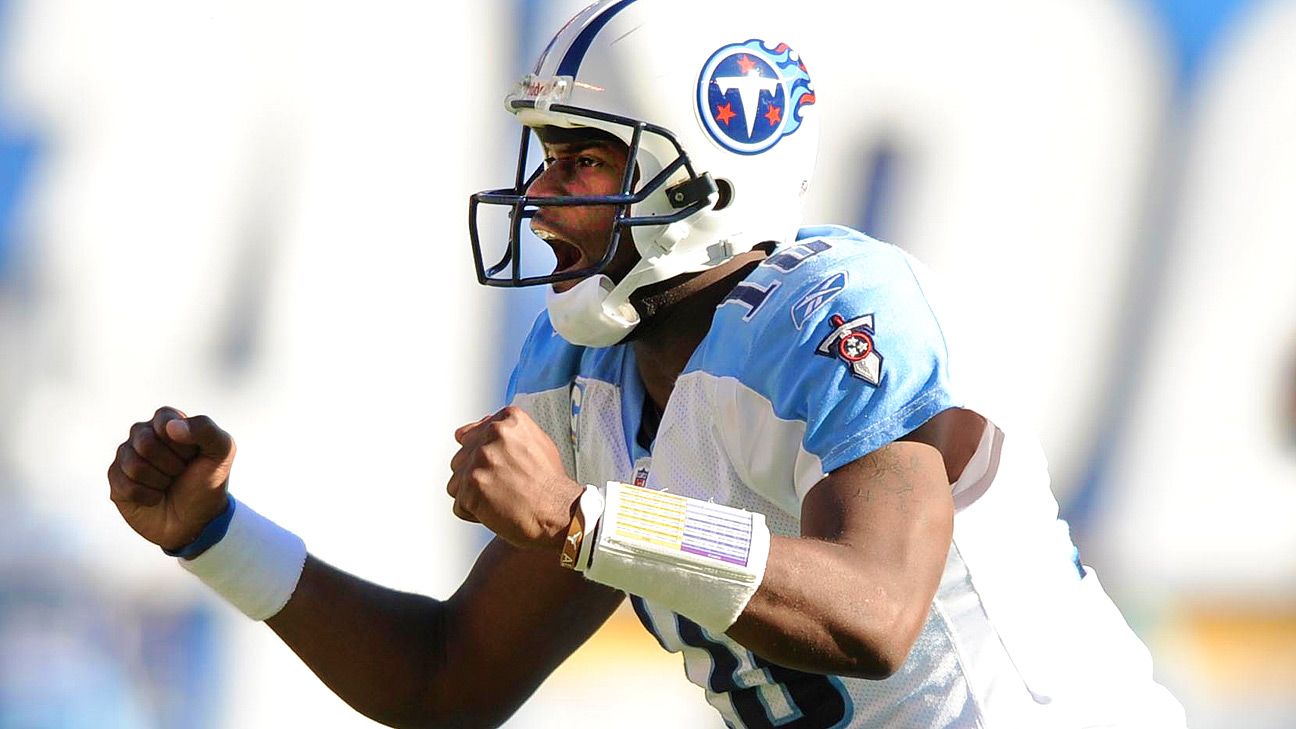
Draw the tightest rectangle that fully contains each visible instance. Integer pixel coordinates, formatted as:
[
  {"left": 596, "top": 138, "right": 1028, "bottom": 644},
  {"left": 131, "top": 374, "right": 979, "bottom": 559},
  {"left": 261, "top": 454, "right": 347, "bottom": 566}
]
[{"left": 546, "top": 274, "right": 641, "bottom": 347}]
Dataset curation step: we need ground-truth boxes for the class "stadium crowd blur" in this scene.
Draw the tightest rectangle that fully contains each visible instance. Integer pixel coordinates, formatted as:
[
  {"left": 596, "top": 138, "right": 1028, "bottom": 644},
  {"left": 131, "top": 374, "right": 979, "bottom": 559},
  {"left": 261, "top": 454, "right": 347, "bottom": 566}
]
[{"left": 1, "top": 1, "right": 1292, "bottom": 726}]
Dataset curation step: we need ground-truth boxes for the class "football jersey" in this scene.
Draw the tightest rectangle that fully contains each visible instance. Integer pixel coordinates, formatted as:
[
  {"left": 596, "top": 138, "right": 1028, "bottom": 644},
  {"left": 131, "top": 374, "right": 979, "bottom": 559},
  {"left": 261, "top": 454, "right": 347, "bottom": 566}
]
[{"left": 506, "top": 225, "right": 1185, "bottom": 728}]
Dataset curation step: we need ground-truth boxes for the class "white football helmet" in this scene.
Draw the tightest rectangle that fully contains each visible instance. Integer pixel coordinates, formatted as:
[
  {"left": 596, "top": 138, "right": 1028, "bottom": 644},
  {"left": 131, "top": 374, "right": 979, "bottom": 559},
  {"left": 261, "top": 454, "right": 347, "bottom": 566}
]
[{"left": 469, "top": 0, "right": 820, "bottom": 347}]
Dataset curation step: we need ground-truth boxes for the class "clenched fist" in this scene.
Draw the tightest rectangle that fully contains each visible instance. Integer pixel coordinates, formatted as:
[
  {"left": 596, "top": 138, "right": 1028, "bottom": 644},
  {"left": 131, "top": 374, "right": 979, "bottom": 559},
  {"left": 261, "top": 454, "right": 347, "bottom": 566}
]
[
  {"left": 107, "top": 406, "right": 236, "bottom": 553},
  {"left": 448, "top": 406, "right": 582, "bottom": 551}
]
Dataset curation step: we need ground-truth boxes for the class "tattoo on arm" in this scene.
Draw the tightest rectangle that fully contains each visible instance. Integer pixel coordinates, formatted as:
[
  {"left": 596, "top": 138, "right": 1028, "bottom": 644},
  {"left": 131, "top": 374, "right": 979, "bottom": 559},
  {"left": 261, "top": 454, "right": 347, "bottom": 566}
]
[{"left": 857, "top": 444, "right": 921, "bottom": 512}]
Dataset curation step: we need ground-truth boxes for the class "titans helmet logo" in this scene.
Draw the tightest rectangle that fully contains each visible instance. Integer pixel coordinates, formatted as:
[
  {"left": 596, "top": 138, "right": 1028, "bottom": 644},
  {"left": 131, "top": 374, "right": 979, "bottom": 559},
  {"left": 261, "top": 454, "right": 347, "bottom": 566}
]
[{"left": 696, "top": 39, "right": 816, "bottom": 155}]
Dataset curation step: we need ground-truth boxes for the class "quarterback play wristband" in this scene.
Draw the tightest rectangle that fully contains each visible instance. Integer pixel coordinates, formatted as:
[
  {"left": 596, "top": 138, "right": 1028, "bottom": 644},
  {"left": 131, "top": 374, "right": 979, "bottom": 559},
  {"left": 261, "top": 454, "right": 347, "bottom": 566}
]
[
  {"left": 583, "top": 481, "right": 770, "bottom": 633},
  {"left": 178, "top": 496, "right": 307, "bottom": 621}
]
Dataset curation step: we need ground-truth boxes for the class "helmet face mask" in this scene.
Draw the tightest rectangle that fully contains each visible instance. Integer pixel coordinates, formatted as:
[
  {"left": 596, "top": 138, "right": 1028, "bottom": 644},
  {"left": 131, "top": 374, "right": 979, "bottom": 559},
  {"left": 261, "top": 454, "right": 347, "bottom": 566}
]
[
  {"left": 468, "top": 100, "right": 719, "bottom": 288},
  {"left": 467, "top": 0, "right": 818, "bottom": 346}
]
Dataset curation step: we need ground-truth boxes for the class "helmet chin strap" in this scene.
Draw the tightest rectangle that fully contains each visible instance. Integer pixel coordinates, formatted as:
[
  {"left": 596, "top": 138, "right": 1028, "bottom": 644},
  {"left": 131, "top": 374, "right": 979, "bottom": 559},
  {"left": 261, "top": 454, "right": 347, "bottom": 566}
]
[{"left": 546, "top": 218, "right": 719, "bottom": 347}]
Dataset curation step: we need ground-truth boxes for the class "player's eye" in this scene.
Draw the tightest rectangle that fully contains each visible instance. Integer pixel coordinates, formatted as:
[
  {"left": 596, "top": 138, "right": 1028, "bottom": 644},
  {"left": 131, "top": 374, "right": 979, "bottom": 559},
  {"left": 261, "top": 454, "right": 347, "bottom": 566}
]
[
  {"left": 542, "top": 156, "right": 557, "bottom": 168},
  {"left": 576, "top": 155, "right": 602, "bottom": 168}
]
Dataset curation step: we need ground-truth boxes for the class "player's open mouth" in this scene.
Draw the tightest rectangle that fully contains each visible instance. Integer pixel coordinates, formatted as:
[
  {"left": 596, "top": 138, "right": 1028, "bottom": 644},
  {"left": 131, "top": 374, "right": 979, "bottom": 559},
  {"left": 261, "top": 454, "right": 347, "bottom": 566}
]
[{"left": 533, "top": 226, "right": 585, "bottom": 275}]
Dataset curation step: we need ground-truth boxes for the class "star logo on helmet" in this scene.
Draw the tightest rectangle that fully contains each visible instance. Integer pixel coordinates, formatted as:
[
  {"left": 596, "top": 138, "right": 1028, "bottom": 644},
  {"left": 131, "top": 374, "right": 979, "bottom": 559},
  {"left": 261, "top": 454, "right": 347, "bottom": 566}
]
[{"left": 696, "top": 39, "right": 816, "bottom": 155}]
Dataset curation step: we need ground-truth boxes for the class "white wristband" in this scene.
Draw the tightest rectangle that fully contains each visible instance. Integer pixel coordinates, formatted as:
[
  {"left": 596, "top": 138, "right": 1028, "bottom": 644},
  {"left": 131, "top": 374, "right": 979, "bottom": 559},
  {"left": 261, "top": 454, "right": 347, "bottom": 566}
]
[
  {"left": 584, "top": 482, "right": 771, "bottom": 633},
  {"left": 178, "top": 497, "right": 307, "bottom": 621}
]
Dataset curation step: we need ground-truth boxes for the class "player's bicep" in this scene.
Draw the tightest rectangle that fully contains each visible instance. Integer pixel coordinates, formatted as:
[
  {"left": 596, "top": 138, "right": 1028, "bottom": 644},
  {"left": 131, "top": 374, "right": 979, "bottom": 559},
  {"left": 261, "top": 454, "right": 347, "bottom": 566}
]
[
  {"left": 800, "top": 438, "right": 953, "bottom": 601},
  {"left": 441, "top": 537, "right": 624, "bottom": 723}
]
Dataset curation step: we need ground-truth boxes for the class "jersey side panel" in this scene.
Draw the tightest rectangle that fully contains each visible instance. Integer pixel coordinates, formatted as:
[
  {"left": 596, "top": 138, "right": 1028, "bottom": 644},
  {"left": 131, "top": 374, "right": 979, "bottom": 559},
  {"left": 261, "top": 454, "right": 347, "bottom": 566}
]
[{"left": 506, "top": 311, "right": 583, "bottom": 479}]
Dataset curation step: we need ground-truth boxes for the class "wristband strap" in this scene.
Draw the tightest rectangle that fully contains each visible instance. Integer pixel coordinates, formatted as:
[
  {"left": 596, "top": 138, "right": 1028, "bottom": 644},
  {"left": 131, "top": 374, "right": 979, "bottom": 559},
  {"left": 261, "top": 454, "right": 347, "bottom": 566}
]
[
  {"left": 574, "top": 485, "right": 604, "bottom": 571},
  {"left": 163, "top": 496, "right": 235, "bottom": 559},
  {"left": 560, "top": 501, "right": 586, "bottom": 569},
  {"left": 561, "top": 484, "right": 605, "bottom": 570}
]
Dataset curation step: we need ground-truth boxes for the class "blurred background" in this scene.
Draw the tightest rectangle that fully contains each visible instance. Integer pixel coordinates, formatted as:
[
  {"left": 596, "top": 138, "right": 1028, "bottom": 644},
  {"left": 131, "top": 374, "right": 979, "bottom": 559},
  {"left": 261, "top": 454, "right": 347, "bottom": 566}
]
[{"left": 0, "top": 0, "right": 1292, "bottom": 726}]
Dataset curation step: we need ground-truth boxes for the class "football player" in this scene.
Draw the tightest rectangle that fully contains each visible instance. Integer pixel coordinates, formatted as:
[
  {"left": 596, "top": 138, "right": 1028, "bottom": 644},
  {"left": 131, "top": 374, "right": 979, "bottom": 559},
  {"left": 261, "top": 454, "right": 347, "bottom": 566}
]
[{"left": 107, "top": 1, "right": 1187, "bottom": 726}]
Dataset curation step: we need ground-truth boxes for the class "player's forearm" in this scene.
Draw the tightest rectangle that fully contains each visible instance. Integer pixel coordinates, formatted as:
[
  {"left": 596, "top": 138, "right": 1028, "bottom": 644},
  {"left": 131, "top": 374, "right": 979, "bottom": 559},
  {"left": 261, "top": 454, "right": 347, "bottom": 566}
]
[
  {"left": 267, "top": 544, "right": 623, "bottom": 729},
  {"left": 726, "top": 536, "right": 938, "bottom": 679},
  {"left": 266, "top": 555, "right": 462, "bottom": 728},
  {"left": 569, "top": 446, "right": 951, "bottom": 680}
]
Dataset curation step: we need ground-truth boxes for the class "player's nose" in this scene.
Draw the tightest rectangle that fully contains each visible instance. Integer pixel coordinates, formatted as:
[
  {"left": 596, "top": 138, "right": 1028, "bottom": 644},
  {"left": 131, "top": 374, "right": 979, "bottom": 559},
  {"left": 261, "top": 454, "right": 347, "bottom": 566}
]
[{"left": 526, "top": 163, "right": 564, "bottom": 199}]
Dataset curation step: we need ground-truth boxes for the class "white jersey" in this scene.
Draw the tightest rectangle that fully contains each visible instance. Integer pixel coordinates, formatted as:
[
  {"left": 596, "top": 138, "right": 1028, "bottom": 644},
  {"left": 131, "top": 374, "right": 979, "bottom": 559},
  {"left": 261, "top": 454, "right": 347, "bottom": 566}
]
[{"left": 507, "top": 225, "right": 1185, "bottom": 728}]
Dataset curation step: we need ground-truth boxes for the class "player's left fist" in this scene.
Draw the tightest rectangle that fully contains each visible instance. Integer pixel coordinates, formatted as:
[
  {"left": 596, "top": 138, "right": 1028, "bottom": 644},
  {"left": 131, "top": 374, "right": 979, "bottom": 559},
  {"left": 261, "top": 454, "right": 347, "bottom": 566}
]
[{"left": 447, "top": 406, "right": 581, "bottom": 551}]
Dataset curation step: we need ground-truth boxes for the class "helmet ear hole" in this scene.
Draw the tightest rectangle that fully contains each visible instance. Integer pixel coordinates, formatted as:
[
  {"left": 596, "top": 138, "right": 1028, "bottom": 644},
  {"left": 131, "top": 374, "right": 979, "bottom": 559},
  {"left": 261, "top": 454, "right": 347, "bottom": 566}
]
[{"left": 714, "top": 178, "right": 735, "bottom": 211}]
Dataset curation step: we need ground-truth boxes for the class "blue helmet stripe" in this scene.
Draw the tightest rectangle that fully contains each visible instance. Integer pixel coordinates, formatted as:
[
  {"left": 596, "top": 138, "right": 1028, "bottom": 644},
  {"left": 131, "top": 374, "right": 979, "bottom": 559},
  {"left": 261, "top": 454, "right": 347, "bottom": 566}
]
[{"left": 556, "top": 0, "right": 639, "bottom": 77}]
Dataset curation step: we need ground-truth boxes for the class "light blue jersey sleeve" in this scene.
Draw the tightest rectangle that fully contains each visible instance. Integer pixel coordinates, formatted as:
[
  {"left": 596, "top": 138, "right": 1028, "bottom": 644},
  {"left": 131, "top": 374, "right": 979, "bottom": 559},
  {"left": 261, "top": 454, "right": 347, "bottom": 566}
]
[
  {"left": 505, "top": 310, "right": 585, "bottom": 402},
  {"left": 692, "top": 226, "right": 959, "bottom": 474}
]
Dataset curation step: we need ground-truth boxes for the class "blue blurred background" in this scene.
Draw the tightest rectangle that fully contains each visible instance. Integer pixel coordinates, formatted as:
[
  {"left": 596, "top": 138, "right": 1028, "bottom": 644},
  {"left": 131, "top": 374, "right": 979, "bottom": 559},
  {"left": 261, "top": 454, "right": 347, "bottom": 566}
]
[{"left": 1, "top": 0, "right": 1292, "bottom": 726}]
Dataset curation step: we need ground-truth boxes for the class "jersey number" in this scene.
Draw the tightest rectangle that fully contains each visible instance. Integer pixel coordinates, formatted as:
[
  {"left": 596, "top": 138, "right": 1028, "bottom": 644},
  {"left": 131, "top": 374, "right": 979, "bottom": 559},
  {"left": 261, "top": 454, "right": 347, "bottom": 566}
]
[
  {"left": 719, "top": 239, "right": 835, "bottom": 321},
  {"left": 634, "top": 596, "right": 850, "bottom": 729}
]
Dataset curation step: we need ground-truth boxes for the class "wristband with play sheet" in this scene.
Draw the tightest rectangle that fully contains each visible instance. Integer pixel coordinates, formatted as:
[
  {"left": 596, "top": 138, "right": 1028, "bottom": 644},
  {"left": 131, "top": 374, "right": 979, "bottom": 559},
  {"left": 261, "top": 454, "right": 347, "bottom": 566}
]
[{"left": 583, "top": 481, "right": 770, "bottom": 632}]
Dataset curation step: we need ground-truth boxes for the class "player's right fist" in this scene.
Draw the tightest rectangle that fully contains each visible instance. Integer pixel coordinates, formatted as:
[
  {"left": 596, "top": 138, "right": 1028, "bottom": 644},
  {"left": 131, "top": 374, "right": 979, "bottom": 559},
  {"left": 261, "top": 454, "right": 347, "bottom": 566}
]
[{"left": 107, "top": 407, "right": 236, "bottom": 553}]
